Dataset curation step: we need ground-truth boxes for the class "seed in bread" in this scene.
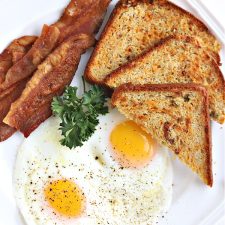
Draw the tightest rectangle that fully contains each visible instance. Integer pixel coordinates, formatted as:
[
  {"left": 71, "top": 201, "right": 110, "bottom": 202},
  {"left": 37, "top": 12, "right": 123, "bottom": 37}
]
[{"left": 112, "top": 83, "right": 213, "bottom": 186}]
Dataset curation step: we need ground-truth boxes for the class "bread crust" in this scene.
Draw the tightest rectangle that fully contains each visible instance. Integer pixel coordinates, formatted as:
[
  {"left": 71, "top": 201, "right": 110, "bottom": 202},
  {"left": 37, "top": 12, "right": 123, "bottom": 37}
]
[
  {"left": 105, "top": 35, "right": 224, "bottom": 86},
  {"left": 106, "top": 35, "right": 225, "bottom": 124},
  {"left": 85, "top": 0, "right": 221, "bottom": 84},
  {"left": 105, "top": 36, "right": 174, "bottom": 85},
  {"left": 161, "top": 0, "right": 220, "bottom": 63},
  {"left": 84, "top": 0, "right": 124, "bottom": 84},
  {"left": 112, "top": 83, "right": 213, "bottom": 186}
]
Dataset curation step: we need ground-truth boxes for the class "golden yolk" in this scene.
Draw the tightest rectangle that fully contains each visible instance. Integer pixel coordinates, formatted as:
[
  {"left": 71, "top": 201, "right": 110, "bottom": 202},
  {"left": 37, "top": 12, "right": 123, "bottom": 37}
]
[
  {"left": 110, "top": 120, "right": 155, "bottom": 168},
  {"left": 44, "top": 179, "right": 85, "bottom": 217}
]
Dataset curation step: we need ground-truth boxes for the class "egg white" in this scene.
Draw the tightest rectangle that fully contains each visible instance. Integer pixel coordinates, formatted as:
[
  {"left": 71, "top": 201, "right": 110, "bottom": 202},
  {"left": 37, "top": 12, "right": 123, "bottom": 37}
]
[{"left": 13, "top": 108, "right": 173, "bottom": 225}]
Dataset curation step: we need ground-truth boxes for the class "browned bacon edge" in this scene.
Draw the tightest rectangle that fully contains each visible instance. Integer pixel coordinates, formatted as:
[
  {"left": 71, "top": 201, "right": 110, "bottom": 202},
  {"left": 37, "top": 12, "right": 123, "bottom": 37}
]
[
  {"left": 56, "top": 0, "right": 111, "bottom": 44},
  {"left": 54, "top": 0, "right": 94, "bottom": 29},
  {"left": 0, "top": 80, "right": 29, "bottom": 141},
  {"left": 4, "top": 34, "right": 95, "bottom": 136},
  {"left": 0, "top": 36, "right": 36, "bottom": 84},
  {"left": 0, "top": 36, "right": 37, "bottom": 141},
  {"left": 1, "top": 0, "right": 111, "bottom": 140},
  {"left": 20, "top": 104, "right": 53, "bottom": 138},
  {"left": 0, "top": 25, "right": 60, "bottom": 93},
  {"left": 0, "top": 123, "right": 16, "bottom": 142},
  {"left": 0, "top": 24, "right": 59, "bottom": 142}
]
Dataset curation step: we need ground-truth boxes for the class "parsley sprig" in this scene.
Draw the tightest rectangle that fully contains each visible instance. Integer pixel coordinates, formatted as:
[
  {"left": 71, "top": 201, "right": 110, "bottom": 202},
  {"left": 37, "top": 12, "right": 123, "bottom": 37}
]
[{"left": 51, "top": 85, "right": 108, "bottom": 149}]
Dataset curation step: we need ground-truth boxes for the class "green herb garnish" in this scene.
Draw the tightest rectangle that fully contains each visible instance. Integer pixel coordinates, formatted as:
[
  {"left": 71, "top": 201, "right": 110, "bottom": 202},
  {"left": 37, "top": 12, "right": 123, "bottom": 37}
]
[{"left": 51, "top": 85, "right": 108, "bottom": 149}]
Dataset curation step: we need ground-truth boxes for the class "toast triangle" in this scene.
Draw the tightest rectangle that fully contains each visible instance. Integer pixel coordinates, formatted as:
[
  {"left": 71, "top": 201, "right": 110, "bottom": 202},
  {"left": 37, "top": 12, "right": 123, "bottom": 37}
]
[
  {"left": 85, "top": 0, "right": 221, "bottom": 84},
  {"left": 105, "top": 36, "right": 225, "bottom": 124},
  {"left": 112, "top": 83, "right": 213, "bottom": 186}
]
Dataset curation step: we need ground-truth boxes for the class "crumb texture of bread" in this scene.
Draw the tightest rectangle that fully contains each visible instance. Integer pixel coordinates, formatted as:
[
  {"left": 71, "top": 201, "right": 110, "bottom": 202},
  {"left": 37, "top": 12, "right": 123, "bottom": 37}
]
[
  {"left": 85, "top": 0, "right": 221, "bottom": 84},
  {"left": 112, "top": 83, "right": 212, "bottom": 186},
  {"left": 105, "top": 37, "right": 225, "bottom": 124}
]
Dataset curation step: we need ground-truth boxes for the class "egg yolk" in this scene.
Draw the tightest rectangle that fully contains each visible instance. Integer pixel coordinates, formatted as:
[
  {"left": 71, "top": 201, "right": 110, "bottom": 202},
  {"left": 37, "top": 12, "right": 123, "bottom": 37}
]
[
  {"left": 44, "top": 179, "right": 85, "bottom": 217},
  {"left": 110, "top": 120, "right": 155, "bottom": 168}
]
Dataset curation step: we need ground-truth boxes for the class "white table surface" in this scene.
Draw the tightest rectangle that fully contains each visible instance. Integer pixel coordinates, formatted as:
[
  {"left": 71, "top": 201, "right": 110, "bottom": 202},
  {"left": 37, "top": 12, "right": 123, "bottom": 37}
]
[{"left": 0, "top": 1, "right": 224, "bottom": 225}]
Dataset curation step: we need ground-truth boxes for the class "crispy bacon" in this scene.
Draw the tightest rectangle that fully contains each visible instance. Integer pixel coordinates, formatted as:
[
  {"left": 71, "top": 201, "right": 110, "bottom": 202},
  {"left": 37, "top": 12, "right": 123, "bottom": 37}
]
[
  {"left": 0, "top": 36, "right": 36, "bottom": 84},
  {"left": 0, "top": 24, "right": 59, "bottom": 143},
  {"left": 0, "top": 123, "right": 16, "bottom": 142},
  {"left": 0, "top": 25, "right": 60, "bottom": 93},
  {"left": 0, "top": 79, "right": 31, "bottom": 141},
  {"left": 55, "top": 0, "right": 111, "bottom": 43},
  {"left": 0, "top": 80, "right": 29, "bottom": 121},
  {"left": 54, "top": 0, "right": 93, "bottom": 29},
  {"left": 1, "top": 0, "right": 110, "bottom": 140},
  {"left": 4, "top": 34, "right": 95, "bottom": 134},
  {"left": 0, "top": 36, "right": 37, "bottom": 141},
  {"left": 0, "top": 80, "right": 31, "bottom": 141},
  {"left": 0, "top": 53, "right": 12, "bottom": 85},
  {"left": 20, "top": 103, "right": 53, "bottom": 138},
  {"left": 0, "top": 0, "right": 110, "bottom": 90}
]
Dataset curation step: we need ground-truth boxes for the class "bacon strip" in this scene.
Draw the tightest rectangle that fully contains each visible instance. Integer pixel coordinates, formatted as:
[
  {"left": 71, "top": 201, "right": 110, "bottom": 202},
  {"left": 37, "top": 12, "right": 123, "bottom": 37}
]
[
  {"left": 20, "top": 103, "right": 53, "bottom": 138},
  {"left": 54, "top": 0, "right": 93, "bottom": 29},
  {"left": 0, "top": 79, "right": 29, "bottom": 140},
  {"left": 0, "top": 0, "right": 110, "bottom": 90},
  {"left": 0, "top": 24, "right": 60, "bottom": 144},
  {"left": 0, "top": 123, "right": 16, "bottom": 142},
  {"left": 0, "top": 36, "right": 36, "bottom": 84},
  {"left": 4, "top": 34, "right": 95, "bottom": 134},
  {"left": 0, "top": 80, "right": 29, "bottom": 122},
  {"left": 0, "top": 25, "right": 60, "bottom": 93},
  {"left": 1, "top": 0, "right": 110, "bottom": 140},
  {"left": 0, "top": 36, "right": 37, "bottom": 141},
  {"left": 55, "top": 0, "right": 111, "bottom": 43}
]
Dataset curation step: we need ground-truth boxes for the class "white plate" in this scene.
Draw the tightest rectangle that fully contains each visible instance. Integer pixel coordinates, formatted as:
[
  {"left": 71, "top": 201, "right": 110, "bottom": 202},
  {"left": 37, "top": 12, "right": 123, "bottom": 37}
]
[{"left": 0, "top": 0, "right": 224, "bottom": 225}]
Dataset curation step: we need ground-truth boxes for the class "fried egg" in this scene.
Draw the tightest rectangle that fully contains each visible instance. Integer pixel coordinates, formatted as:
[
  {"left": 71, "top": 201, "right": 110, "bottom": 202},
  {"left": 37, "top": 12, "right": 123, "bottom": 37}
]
[{"left": 13, "top": 108, "right": 173, "bottom": 225}]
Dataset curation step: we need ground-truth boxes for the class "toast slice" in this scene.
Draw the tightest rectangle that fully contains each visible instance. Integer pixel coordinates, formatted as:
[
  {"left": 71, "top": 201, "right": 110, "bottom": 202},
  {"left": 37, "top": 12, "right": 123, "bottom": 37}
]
[
  {"left": 112, "top": 83, "right": 212, "bottom": 186},
  {"left": 85, "top": 0, "right": 221, "bottom": 84},
  {"left": 105, "top": 36, "right": 225, "bottom": 124}
]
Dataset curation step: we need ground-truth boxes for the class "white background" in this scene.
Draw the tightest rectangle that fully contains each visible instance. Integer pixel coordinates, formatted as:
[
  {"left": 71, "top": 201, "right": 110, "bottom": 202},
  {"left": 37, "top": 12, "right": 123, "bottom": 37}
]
[
  {"left": 202, "top": 0, "right": 225, "bottom": 27},
  {"left": 0, "top": 1, "right": 224, "bottom": 225}
]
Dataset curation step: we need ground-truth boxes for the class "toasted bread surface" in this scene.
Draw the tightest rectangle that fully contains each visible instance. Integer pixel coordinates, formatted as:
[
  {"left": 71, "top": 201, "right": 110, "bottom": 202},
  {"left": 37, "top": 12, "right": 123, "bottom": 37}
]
[
  {"left": 112, "top": 83, "right": 212, "bottom": 186},
  {"left": 85, "top": 0, "right": 221, "bottom": 84},
  {"left": 105, "top": 36, "right": 225, "bottom": 124}
]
